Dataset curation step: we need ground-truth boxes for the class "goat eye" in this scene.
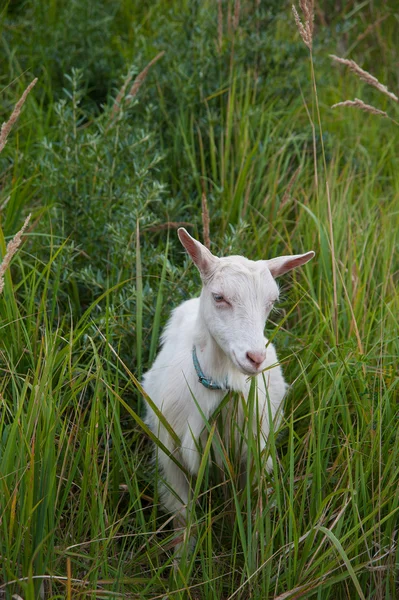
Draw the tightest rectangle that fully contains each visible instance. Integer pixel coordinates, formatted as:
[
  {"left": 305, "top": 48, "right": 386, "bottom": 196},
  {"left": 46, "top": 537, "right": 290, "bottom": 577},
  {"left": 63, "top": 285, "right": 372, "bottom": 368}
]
[{"left": 212, "top": 294, "right": 225, "bottom": 303}]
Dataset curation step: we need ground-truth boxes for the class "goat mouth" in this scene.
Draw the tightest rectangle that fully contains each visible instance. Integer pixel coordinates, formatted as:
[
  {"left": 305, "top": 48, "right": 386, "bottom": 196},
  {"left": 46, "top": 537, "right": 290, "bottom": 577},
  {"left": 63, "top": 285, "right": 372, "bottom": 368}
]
[
  {"left": 232, "top": 352, "right": 262, "bottom": 376},
  {"left": 241, "top": 364, "right": 262, "bottom": 376}
]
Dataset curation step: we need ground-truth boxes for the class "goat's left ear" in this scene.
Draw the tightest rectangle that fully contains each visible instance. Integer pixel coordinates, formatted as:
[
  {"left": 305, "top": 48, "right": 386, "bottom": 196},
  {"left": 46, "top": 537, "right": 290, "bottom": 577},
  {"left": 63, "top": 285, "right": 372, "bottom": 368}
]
[{"left": 266, "top": 251, "right": 315, "bottom": 278}]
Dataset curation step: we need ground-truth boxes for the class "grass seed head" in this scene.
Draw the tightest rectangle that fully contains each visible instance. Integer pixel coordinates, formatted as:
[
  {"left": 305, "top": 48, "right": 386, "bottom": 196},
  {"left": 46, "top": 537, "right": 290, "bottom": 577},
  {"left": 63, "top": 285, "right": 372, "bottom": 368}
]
[
  {"left": 0, "top": 78, "right": 38, "bottom": 154},
  {"left": 292, "top": 0, "right": 314, "bottom": 50},
  {"left": 126, "top": 51, "right": 165, "bottom": 103},
  {"left": 0, "top": 214, "right": 31, "bottom": 295},
  {"left": 331, "top": 98, "right": 388, "bottom": 118},
  {"left": 330, "top": 55, "right": 398, "bottom": 103}
]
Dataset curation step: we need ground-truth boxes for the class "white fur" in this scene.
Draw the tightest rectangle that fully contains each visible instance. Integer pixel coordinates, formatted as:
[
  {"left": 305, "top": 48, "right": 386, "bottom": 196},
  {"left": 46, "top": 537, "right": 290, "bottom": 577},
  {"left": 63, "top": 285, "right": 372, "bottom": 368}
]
[{"left": 142, "top": 229, "right": 314, "bottom": 523}]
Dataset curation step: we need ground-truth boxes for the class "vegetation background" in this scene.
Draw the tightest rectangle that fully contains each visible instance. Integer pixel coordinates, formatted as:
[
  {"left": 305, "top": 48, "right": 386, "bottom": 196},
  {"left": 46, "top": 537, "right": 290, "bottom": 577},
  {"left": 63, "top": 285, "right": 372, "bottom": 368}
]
[{"left": 0, "top": 0, "right": 398, "bottom": 598}]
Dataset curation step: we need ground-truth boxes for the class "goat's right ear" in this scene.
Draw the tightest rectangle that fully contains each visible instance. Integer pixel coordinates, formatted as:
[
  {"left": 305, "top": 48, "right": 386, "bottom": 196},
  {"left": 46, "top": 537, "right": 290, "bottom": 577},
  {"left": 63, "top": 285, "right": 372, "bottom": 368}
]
[
  {"left": 266, "top": 251, "right": 315, "bottom": 278},
  {"left": 178, "top": 228, "right": 217, "bottom": 277}
]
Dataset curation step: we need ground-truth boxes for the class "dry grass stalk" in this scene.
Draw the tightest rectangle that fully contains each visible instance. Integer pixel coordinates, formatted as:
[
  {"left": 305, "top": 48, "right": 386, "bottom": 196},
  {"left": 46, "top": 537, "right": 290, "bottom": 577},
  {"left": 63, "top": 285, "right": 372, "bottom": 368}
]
[
  {"left": 217, "top": 0, "right": 223, "bottom": 53},
  {"left": 292, "top": 0, "right": 314, "bottom": 50},
  {"left": 126, "top": 51, "right": 165, "bottom": 104},
  {"left": 330, "top": 55, "right": 398, "bottom": 103},
  {"left": 242, "top": 164, "right": 254, "bottom": 217},
  {"left": 233, "top": 0, "right": 241, "bottom": 30},
  {"left": 0, "top": 78, "right": 38, "bottom": 154},
  {"left": 281, "top": 166, "right": 301, "bottom": 209},
  {"left": 227, "top": 3, "right": 232, "bottom": 36},
  {"left": 332, "top": 98, "right": 388, "bottom": 118},
  {"left": 201, "top": 190, "right": 211, "bottom": 250},
  {"left": 0, "top": 214, "right": 31, "bottom": 295},
  {"left": 354, "top": 15, "right": 389, "bottom": 47}
]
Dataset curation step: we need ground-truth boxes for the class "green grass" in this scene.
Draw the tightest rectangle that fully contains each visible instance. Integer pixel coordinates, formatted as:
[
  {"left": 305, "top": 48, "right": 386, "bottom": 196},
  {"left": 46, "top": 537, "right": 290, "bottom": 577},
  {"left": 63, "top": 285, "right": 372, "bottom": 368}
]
[{"left": 1, "top": 1, "right": 398, "bottom": 598}]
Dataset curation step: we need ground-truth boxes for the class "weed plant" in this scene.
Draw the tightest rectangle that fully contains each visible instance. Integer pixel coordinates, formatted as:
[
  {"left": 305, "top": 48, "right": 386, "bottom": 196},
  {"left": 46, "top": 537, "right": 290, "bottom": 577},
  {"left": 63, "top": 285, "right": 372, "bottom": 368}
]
[{"left": 0, "top": 1, "right": 398, "bottom": 598}]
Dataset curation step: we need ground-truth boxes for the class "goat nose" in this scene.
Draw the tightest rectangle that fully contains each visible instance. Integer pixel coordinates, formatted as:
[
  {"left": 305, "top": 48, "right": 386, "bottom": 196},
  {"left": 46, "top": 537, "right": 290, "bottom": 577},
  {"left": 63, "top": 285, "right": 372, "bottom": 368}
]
[{"left": 246, "top": 350, "right": 266, "bottom": 369}]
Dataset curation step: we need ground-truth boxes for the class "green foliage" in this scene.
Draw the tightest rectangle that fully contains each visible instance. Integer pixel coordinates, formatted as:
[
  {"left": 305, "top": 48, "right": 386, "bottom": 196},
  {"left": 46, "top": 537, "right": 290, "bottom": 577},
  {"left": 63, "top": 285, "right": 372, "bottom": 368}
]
[{"left": 1, "top": 0, "right": 398, "bottom": 598}]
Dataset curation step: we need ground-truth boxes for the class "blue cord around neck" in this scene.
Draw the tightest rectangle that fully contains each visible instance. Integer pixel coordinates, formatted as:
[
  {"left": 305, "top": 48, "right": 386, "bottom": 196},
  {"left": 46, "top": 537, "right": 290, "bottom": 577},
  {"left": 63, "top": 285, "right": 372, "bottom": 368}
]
[{"left": 192, "top": 345, "right": 230, "bottom": 391}]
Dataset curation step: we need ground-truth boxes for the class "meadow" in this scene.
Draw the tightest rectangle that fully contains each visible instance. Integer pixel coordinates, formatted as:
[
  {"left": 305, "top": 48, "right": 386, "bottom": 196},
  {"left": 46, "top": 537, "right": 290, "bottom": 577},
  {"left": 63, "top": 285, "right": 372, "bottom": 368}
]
[{"left": 0, "top": 1, "right": 398, "bottom": 598}]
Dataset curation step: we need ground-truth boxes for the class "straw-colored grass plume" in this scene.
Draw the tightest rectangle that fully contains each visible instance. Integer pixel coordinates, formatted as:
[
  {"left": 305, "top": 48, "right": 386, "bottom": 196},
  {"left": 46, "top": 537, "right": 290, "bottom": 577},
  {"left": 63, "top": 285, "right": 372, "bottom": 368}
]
[
  {"left": 0, "top": 79, "right": 36, "bottom": 293},
  {"left": 0, "top": 214, "right": 31, "bottom": 295},
  {"left": 292, "top": 0, "right": 314, "bottom": 50},
  {"left": 126, "top": 51, "right": 165, "bottom": 103},
  {"left": 0, "top": 78, "right": 38, "bottom": 154},
  {"left": 330, "top": 55, "right": 398, "bottom": 103},
  {"left": 331, "top": 98, "right": 388, "bottom": 118}
]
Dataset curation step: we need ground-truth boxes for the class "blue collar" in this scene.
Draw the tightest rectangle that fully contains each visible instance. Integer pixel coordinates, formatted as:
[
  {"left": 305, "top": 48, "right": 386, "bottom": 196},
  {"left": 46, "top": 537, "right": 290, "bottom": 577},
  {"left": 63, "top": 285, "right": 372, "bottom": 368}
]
[{"left": 192, "top": 345, "right": 230, "bottom": 391}]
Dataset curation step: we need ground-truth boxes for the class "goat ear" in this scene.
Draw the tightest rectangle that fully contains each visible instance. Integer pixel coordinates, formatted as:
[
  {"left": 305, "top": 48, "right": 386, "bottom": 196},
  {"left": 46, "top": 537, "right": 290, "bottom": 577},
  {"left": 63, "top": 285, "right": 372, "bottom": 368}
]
[
  {"left": 178, "top": 228, "right": 217, "bottom": 276},
  {"left": 266, "top": 251, "right": 315, "bottom": 278}
]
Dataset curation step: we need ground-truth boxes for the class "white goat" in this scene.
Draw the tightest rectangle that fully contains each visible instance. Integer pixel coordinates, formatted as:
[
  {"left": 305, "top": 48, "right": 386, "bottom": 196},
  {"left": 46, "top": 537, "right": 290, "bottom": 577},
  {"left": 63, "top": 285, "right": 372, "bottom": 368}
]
[{"left": 143, "top": 228, "right": 314, "bottom": 530}]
